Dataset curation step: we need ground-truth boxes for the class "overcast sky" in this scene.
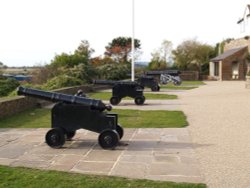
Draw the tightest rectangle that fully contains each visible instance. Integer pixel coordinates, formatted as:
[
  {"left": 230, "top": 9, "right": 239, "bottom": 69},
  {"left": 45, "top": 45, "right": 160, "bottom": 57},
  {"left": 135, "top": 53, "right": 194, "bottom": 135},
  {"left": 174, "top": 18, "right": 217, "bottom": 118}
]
[{"left": 0, "top": 0, "right": 249, "bottom": 67}]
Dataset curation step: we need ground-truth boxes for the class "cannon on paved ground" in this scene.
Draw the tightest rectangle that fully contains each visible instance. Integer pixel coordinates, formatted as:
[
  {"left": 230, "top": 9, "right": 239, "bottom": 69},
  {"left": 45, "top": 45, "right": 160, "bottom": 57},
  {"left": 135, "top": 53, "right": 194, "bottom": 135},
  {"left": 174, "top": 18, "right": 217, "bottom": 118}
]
[
  {"left": 136, "top": 75, "right": 160, "bottom": 91},
  {"left": 93, "top": 80, "right": 145, "bottom": 105},
  {"left": 17, "top": 86, "right": 123, "bottom": 150},
  {"left": 145, "top": 70, "right": 182, "bottom": 86}
]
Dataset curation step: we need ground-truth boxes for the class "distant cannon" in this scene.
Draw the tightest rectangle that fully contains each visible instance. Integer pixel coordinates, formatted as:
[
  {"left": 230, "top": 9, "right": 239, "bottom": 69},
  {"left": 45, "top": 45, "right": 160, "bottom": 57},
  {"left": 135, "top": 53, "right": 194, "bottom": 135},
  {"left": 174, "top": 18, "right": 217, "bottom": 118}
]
[
  {"left": 145, "top": 70, "right": 182, "bottom": 86},
  {"left": 136, "top": 75, "right": 160, "bottom": 91},
  {"left": 17, "top": 86, "right": 123, "bottom": 150},
  {"left": 93, "top": 80, "right": 145, "bottom": 105}
]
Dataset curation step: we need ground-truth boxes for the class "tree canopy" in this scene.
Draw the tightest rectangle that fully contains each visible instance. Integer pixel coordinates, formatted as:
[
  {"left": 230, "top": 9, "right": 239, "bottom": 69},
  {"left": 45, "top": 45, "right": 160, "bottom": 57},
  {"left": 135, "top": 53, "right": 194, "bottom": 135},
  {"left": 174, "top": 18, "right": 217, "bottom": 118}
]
[
  {"left": 51, "top": 40, "right": 94, "bottom": 68},
  {"left": 105, "top": 36, "right": 141, "bottom": 63},
  {"left": 147, "top": 40, "right": 173, "bottom": 70},
  {"left": 172, "top": 39, "right": 215, "bottom": 72}
]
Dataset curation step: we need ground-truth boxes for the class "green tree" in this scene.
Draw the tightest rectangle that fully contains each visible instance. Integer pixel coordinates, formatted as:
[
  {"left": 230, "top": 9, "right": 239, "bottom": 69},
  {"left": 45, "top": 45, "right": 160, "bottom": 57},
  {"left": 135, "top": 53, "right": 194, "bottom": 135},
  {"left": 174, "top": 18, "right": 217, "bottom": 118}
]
[
  {"left": 34, "top": 40, "right": 97, "bottom": 86},
  {"left": 172, "top": 39, "right": 215, "bottom": 73},
  {"left": 147, "top": 40, "right": 173, "bottom": 70},
  {"left": 148, "top": 51, "right": 168, "bottom": 70},
  {"left": 51, "top": 40, "right": 94, "bottom": 68},
  {"left": 105, "top": 36, "right": 141, "bottom": 63}
]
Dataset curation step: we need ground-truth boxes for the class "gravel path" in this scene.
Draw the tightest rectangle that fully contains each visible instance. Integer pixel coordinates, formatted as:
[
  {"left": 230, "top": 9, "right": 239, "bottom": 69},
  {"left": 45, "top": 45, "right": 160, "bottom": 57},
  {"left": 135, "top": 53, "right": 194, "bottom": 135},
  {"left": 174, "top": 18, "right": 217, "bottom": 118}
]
[{"left": 179, "top": 81, "right": 250, "bottom": 188}]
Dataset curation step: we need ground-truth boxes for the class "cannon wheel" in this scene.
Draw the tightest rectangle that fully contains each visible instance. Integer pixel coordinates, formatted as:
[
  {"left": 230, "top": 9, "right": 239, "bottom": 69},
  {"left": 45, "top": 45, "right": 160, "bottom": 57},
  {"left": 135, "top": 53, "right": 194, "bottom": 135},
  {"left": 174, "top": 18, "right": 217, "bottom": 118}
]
[
  {"left": 116, "top": 124, "right": 124, "bottom": 140},
  {"left": 157, "top": 85, "right": 160, "bottom": 91},
  {"left": 98, "top": 130, "right": 119, "bottom": 149},
  {"left": 110, "top": 97, "right": 121, "bottom": 105},
  {"left": 173, "top": 81, "right": 182, "bottom": 86},
  {"left": 135, "top": 96, "right": 145, "bottom": 105},
  {"left": 151, "top": 85, "right": 160, "bottom": 92},
  {"left": 65, "top": 130, "right": 76, "bottom": 140},
  {"left": 46, "top": 128, "right": 65, "bottom": 148}
]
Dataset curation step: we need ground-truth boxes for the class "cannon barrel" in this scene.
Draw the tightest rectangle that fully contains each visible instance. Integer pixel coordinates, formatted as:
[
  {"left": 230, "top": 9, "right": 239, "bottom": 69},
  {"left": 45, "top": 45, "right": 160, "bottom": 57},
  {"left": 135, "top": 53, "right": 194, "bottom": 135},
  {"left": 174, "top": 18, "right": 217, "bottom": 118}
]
[
  {"left": 17, "top": 86, "right": 111, "bottom": 111},
  {"left": 93, "top": 80, "right": 138, "bottom": 86},
  {"left": 145, "top": 70, "right": 181, "bottom": 76}
]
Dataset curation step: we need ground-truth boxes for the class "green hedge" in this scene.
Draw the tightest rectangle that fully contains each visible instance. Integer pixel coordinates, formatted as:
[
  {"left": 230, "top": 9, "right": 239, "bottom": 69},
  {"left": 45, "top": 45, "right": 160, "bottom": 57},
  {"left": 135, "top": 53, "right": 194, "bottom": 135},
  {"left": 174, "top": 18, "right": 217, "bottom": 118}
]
[{"left": 0, "top": 78, "right": 20, "bottom": 97}]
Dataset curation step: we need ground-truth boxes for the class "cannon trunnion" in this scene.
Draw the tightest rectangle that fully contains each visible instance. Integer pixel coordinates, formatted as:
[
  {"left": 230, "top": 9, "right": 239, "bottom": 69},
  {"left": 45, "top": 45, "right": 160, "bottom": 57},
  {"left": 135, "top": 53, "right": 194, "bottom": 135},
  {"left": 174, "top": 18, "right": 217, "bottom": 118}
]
[
  {"left": 93, "top": 80, "right": 146, "bottom": 105},
  {"left": 17, "top": 86, "right": 123, "bottom": 150}
]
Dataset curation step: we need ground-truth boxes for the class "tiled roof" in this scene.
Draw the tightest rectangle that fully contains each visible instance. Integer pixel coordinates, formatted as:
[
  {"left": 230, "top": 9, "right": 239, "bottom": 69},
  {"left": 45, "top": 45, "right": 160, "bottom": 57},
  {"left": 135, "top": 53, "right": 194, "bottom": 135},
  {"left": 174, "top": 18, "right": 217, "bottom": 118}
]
[{"left": 210, "top": 46, "right": 248, "bottom": 62}]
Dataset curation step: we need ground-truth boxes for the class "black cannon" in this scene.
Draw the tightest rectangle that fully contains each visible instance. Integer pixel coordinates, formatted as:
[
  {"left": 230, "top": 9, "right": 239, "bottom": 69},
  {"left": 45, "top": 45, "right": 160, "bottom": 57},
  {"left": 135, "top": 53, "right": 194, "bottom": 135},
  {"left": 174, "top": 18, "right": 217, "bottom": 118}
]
[
  {"left": 93, "top": 80, "right": 145, "bottom": 105},
  {"left": 17, "top": 86, "right": 123, "bottom": 150},
  {"left": 145, "top": 70, "right": 182, "bottom": 86},
  {"left": 136, "top": 75, "right": 160, "bottom": 91}
]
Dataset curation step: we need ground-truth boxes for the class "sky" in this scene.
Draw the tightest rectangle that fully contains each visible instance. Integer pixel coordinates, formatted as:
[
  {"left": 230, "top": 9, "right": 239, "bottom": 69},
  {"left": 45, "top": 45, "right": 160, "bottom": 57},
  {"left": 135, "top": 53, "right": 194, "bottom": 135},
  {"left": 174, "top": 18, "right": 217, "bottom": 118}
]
[{"left": 0, "top": 0, "right": 249, "bottom": 67}]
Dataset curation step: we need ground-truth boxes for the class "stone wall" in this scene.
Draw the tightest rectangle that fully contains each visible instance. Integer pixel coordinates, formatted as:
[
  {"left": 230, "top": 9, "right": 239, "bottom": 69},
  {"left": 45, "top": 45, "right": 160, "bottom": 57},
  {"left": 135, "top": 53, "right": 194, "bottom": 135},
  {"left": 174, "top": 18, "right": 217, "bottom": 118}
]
[
  {"left": 0, "top": 85, "right": 110, "bottom": 119},
  {"left": 180, "top": 71, "right": 199, "bottom": 80}
]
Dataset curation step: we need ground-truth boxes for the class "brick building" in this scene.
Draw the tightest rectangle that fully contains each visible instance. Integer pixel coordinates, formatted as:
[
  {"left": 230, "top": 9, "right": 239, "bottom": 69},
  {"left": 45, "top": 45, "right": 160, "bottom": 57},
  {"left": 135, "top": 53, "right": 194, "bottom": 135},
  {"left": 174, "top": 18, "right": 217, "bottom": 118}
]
[
  {"left": 209, "top": 45, "right": 248, "bottom": 80},
  {"left": 209, "top": 5, "right": 250, "bottom": 81}
]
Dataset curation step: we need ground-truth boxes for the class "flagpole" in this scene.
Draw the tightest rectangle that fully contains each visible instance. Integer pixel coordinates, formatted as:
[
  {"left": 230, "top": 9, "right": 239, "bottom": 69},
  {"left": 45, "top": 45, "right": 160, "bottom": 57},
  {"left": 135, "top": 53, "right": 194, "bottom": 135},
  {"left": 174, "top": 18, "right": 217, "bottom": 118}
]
[{"left": 131, "top": 0, "right": 135, "bottom": 81}]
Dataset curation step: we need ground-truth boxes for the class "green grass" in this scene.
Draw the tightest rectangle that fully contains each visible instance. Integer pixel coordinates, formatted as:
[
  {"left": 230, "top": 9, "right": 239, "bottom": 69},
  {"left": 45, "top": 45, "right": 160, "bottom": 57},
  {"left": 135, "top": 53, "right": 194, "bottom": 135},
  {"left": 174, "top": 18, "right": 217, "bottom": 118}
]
[
  {"left": 0, "top": 108, "right": 51, "bottom": 128},
  {"left": 113, "top": 109, "right": 187, "bottom": 128},
  {"left": 160, "top": 85, "right": 197, "bottom": 90},
  {"left": 0, "top": 108, "right": 187, "bottom": 128},
  {"left": 88, "top": 92, "right": 177, "bottom": 100},
  {"left": 0, "top": 165, "right": 206, "bottom": 188}
]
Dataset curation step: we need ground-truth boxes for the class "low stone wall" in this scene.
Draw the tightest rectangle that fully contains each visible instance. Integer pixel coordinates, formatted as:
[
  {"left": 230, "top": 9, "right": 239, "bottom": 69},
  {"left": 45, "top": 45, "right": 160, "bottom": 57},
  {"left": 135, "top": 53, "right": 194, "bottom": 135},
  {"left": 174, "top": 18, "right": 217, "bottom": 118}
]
[
  {"left": 180, "top": 71, "right": 199, "bottom": 80},
  {"left": 0, "top": 84, "right": 110, "bottom": 119}
]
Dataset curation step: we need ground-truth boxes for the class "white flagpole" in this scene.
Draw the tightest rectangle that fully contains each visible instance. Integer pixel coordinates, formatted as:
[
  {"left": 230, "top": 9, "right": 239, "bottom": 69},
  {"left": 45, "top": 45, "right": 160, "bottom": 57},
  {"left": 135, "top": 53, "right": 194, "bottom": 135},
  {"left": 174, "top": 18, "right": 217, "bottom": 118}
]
[{"left": 131, "top": 0, "right": 135, "bottom": 81}]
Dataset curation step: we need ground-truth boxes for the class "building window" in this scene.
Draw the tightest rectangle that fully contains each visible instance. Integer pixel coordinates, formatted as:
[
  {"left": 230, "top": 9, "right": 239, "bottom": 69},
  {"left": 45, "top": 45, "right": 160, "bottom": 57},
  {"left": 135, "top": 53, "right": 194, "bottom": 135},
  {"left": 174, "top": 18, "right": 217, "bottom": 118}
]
[{"left": 214, "top": 62, "right": 219, "bottom": 76}]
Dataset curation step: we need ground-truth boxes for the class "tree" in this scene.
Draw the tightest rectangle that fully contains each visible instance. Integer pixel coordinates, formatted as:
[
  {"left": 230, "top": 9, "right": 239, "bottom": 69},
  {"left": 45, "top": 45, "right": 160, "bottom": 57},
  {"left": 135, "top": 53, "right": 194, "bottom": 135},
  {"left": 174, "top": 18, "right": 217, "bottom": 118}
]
[
  {"left": 75, "top": 40, "right": 94, "bottom": 59},
  {"left": 33, "top": 40, "right": 96, "bottom": 86},
  {"left": 160, "top": 40, "right": 173, "bottom": 63},
  {"left": 172, "top": 39, "right": 215, "bottom": 73},
  {"left": 147, "top": 40, "right": 173, "bottom": 70},
  {"left": 147, "top": 50, "right": 168, "bottom": 70},
  {"left": 105, "top": 36, "right": 141, "bottom": 63},
  {"left": 51, "top": 40, "right": 94, "bottom": 68}
]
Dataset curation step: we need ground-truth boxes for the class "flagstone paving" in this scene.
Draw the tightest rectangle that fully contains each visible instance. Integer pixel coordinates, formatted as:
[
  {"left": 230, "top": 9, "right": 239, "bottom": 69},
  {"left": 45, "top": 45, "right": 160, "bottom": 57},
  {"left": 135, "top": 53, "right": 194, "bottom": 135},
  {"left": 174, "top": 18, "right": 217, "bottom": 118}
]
[{"left": 0, "top": 128, "right": 204, "bottom": 183}]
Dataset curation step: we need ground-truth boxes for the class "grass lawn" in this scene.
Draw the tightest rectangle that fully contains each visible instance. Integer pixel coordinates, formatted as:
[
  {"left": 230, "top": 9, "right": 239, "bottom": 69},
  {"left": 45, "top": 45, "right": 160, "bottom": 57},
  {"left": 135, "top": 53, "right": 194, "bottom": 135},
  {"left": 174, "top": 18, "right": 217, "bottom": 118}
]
[
  {"left": 160, "top": 85, "right": 197, "bottom": 90},
  {"left": 0, "top": 165, "right": 206, "bottom": 188},
  {"left": 88, "top": 92, "right": 177, "bottom": 100},
  {"left": 113, "top": 109, "right": 187, "bottom": 128},
  {"left": 0, "top": 108, "right": 187, "bottom": 128}
]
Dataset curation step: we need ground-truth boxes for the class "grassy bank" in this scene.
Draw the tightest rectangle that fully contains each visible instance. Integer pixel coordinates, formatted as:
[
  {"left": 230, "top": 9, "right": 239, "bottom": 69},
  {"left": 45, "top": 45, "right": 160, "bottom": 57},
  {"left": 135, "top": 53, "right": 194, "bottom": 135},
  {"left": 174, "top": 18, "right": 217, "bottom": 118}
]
[
  {"left": 88, "top": 92, "right": 177, "bottom": 100},
  {"left": 0, "top": 108, "right": 187, "bottom": 128},
  {"left": 0, "top": 165, "right": 206, "bottom": 188}
]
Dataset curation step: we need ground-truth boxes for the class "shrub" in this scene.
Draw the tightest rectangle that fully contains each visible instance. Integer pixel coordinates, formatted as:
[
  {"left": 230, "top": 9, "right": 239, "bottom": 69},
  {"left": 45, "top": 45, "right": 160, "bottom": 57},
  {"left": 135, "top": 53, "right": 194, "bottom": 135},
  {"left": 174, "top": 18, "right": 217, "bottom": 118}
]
[
  {"left": 97, "top": 63, "right": 130, "bottom": 80},
  {"left": 44, "top": 75, "right": 83, "bottom": 90},
  {"left": 0, "top": 78, "right": 20, "bottom": 97}
]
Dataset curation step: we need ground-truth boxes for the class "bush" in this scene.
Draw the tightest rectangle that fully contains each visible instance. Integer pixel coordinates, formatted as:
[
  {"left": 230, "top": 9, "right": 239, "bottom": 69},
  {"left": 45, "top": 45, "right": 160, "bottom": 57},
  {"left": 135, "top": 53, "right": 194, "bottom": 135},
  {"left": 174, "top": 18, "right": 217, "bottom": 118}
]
[
  {"left": 44, "top": 75, "right": 83, "bottom": 90},
  {"left": 97, "top": 63, "right": 130, "bottom": 80},
  {"left": 0, "top": 78, "right": 20, "bottom": 97}
]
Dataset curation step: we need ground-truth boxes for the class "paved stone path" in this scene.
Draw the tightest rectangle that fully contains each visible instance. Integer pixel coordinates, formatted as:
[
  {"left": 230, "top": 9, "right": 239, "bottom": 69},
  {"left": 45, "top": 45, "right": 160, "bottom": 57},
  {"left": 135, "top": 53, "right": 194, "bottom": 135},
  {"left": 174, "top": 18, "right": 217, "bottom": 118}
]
[{"left": 0, "top": 128, "right": 203, "bottom": 183}]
